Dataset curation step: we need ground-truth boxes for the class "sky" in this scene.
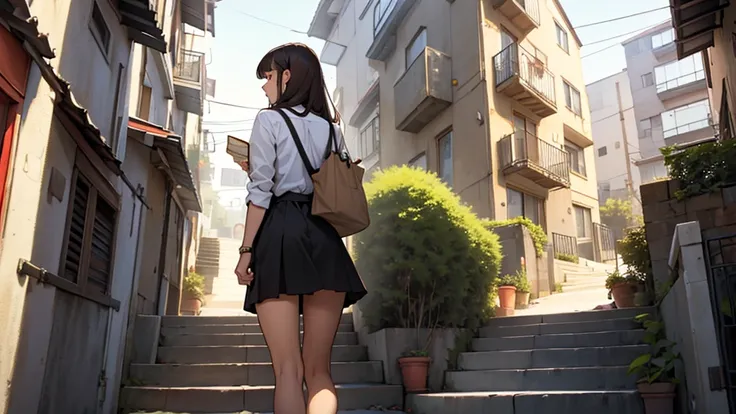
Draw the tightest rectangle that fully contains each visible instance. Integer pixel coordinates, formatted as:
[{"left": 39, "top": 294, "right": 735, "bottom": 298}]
[{"left": 203, "top": 0, "right": 673, "bottom": 193}]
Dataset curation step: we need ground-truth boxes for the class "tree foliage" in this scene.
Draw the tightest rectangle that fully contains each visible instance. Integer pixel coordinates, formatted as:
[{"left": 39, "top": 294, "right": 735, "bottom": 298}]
[{"left": 353, "top": 166, "right": 502, "bottom": 333}]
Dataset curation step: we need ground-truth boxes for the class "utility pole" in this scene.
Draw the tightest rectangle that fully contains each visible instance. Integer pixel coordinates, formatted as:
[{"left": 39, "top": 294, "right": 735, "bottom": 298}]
[{"left": 615, "top": 81, "right": 640, "bottom": 215}]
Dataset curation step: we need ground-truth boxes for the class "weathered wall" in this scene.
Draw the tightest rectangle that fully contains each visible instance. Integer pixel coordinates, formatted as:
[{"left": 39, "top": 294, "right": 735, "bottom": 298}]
[
  {"left": 640, "top": 179, "right": 736, "bottom": 287},
  {"left": 492, "top": 224, "right": 550, "bottom": 298}
]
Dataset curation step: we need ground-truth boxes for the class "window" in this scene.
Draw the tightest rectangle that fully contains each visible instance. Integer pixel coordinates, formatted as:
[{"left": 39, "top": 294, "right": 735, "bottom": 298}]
[
  {"left": 563, "top": 81, "right": 581, "bottom": 115},
  {"left": 220, "top": 168, "right": 248, "bottom": 187},
  {"left": 555, "top": 22, "right": 569, "bottom": 53},
  {"left": 183, "top": 23, "right": 205, "bottom": 36},
  {"left": 573, "top": 205, "right": 592, "bottom": 238},
  {"left": 615, "top": 141, "right": 621, "bottom": 149},
  {"left": 507, "top": 188, "right": 545, "bottom": 227},
  {"left": 409, "top": 152, "right": 427, "bottom": 170},
  {"left": 598, "top": 146, "right": 608, "bottom": 157},
  {"left": 405, "top": 28, "right": 427, "bottom": 68},
  {"left": 62, "top": 161, "right": 119, "bottom": 295},
  {"left": 661, "top": 99, "right": 711, "bottom": 138},
  {"left": 651, "top": 28, "right": 675, "bottom": 49},
  {"left": 654, "top": 53, "right": 705, "bottom": 93},
  {"left": 359, "top": 116, "right": 380, "bottom": 158},
  {"left": 638, "top": 116, "right": 662, "bottom": 139},
  {"left": 642, "top": 72, "right": 654, "bottom": 88},
  {"left": 565, "top": 140, "right": 586, "bottom": 176},
  {"left": 720, "top": 79, "right": 734, "bottom": 140},
  {"left": 109, "top": 63, "right": 125, "bottom": 154},
  {"left": 138, "top": 85, "right": 152, "bottom": 120},
  {"left": 90, "top": 1, "right": 111, "bottom": 56},
  {"left": 438, "top": 131, "right": 453, "bottom": 185},
  {"left": 373, "top": 0, "right": 394, "bottom": 35},
  {"left": 501, "top": 28, "right": 517, "bottom": 50}
]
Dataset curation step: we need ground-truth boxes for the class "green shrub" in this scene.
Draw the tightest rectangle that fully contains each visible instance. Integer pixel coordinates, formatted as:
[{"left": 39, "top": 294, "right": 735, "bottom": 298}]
[
  {"left": 184, "top": 272, "right": 205, "bottom": 300},
  {"left": 618, "top": 225, "right": 651, "bottom": 282},
  {"left": 555, "top": 252, "right": 579, "bottom": 264},
  {"left": 495, "top": 269, "right": 530, "bottom": 292},
  {"left": 484, "top": 217, "right": 547, "bottom": 258},
  {"left": 662, "top": 140, "right": 736, "bottom": 200},
  {"left": 353, "top": 166, "right": 502, "bottom": 333},
  {"left": 496, "top": 274, "right": 516, "bottom": 287}
]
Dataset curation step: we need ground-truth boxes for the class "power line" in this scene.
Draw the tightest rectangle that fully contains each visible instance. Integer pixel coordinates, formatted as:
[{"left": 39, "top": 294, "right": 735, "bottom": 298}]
[
  {"left": 207, "top": 99, "right": 265, "bottom": 110},
  {"left": 230, "top": 8, "right": 309, "bottom": 34},
  {"left": 584, "top": 24, "right": 660, "bottom": 47},
  {"left": 574, "top": 6, "right": 669, "bottom": 29}
]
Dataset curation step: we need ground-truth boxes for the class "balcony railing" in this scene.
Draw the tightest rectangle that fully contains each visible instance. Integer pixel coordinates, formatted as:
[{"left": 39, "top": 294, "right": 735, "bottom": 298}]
[
  {"left": 656, "top": 70, "right": 706, "bottom": 94},
  {"left": 394, "top": 47, "right": 452, "bottom": 133},
  {"left": 173, "top": 50, "right": 204, "bottom": 84},
  {"left": 493, "top": 43, "right": 557, "bottom": 117},
  {"left": 498, "top": 131, "right": 570, "bottom": 188},
  {"left": 552, "top": 233, "right": 578, "bottom": 259},
  {"left": 373, "top": 0, "right": 397, "bottom": 36},
  {"left": 367, "top": 0, "right": 417, "bottom": 61},
  {"left": 492, "top": 0, "right": 540, "bottom": 34},
  {"left": 664, "top": 117, "right": 712, "bottom": 139},
  {"left": 593, "top": 222, "right": 617, "bottom": 263}
]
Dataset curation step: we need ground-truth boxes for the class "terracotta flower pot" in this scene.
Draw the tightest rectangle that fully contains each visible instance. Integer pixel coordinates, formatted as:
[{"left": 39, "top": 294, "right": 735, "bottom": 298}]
[
  {"left": 398, "top": 356, "right": 430, "bottom": 393},
  {"left": 498, "top": 286, "right": 517, "bottom": 311},
  {"left": 638, "top": 382, "right": 676, "bottom": 414},
  {"left": 515, "top": 291, "right": 530, "bottom": 309},
  {"left": 181, "top": 297, "right": 202, "bottom": 315},
  {"left": 611, "top": 282, "right": 636, "bottom": 308}
]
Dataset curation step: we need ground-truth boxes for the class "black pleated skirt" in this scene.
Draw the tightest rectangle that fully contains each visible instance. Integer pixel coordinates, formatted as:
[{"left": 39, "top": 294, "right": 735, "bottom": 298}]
[{"left": 243, "top": 192, "right": 367, "bottom": 314}]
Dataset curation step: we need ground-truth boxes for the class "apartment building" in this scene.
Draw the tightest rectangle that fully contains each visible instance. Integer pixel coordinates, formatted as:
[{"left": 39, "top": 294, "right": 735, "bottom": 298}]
[
  {"left": 307, "top": 0, "right": 381, "bottom": 180},
  {"left": 310, "top": 0, "right": 606, "bottom": 262},
  {"left": 586, "top": 70, "right": 642, "bottom": 213},
  {"left": 0, "top": 0, "right": 210, "bottom": 412},
  {"left": 622, "top": 21, "right": 715, "bottom": 185}
]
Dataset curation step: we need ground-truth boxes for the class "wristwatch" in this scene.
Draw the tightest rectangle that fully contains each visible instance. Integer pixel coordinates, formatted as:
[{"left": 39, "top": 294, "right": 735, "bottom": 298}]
[{"left": 239, "top": 246, "right": 252, "bottom": 255}]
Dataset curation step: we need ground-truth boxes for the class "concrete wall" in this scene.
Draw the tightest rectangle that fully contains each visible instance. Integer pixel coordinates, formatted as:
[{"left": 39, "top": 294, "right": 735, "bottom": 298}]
[
  {"left": 493, "top": 224, "right": 550, "bottom": 297},
  {"left": 587, "top": 70, "right": 642, "bottom": 214}
]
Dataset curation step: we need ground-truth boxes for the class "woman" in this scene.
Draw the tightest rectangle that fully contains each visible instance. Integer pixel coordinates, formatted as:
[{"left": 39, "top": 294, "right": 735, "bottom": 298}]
[{"left": 234, "top": 43, "right": 367, "bottom": 414}]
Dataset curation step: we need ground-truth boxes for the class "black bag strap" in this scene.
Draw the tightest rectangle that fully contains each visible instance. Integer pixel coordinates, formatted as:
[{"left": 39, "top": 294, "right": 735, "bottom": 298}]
[
  {"left": 271, "top": 108, "right": 318, "bottom": 175},
  {"left": 282, "top": 107, "right": 337, "bottom": 159}
]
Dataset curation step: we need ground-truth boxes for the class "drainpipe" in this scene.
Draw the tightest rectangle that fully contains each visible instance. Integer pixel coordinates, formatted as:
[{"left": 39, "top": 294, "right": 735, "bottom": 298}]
[{"left": 156, "top": 180, "right": 173, "bottom": 315}]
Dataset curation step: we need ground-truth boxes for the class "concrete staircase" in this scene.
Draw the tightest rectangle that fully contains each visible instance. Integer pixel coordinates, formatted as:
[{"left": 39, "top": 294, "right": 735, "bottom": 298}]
[
  {"left": 120, "top": 313, "right": 404, "bottom": 413},
  {"left": 196, "top": 237, "right": 220, "bottom": 295},
  {"left": 409, "top": 307, "right": 653, "bottom": 413},
  {"left": 555, "top": 258, "right": 614, "bottom": 294}
]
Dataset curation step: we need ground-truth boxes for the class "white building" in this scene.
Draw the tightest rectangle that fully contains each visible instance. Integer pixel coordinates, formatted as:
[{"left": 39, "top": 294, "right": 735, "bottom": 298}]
[{"left": 587, "top": 70, "right": 642, "bottom": 212}]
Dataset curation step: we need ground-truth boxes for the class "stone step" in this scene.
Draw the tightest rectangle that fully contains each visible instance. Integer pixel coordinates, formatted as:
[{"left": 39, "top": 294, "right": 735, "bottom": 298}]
[
  {"left": 161, "top": 331, "right": 359, "bottom": 347},
  {"left": 458, "top": 344, "right": 647, "bottom": 370},
  {"left": 157, "top": 344, "right": 368, "bottom": 364},
  {"left": 130, "top": 361, "right": 384, "bottom": 387},
  {"left": 161, "top": 313, "right": 354, "bottom": 327},
  {"left": 564, "top": 271, "right": 608, "bottom": 281},
  {"left": 484, "top": 307, "right": 651, "bottom": 328},
  {"left": 195, "top": 258, "right": 220, "bottom": 265},
  {"left": 407, "top": 390, "right": 643, "bottom": 414},
  {"left": 161, "top": 323, "right": 354, "bottom": 336},
  {"left": 445, "top": 366, "right": 635, "bottom": 392},
  {"left": 479, "top": 317, "right": 638, "bottom": 338},
  {"left": 561, "top": 281, "right": 607, "bottom": 292},
  {"left": 120, "top": 384, "right": 404, "bottom": 412},
  {"left": 472, "top": 329, "right": 646, "bottom": 352}
]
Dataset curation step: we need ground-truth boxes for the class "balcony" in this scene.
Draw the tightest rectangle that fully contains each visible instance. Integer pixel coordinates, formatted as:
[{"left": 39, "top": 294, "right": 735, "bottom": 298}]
[
  {"left": 394, "top": 47, "right": 452, "bottom": 133},
  {"left": 656, "top": 70, "right": 707, "bottom": 101},
  {"left": 491, "top": 0, "right": 540, "bottom": 36},
  {"left": 173, "top": 50, "right": 204, "bottom": 115},
  {"left": 498, "top": 131, "right": 570, "bottom": 189},
  {"left": 366, "top": 0, "right": 418, "bottom": 61},
  {"left": 663, "top": 117, "right": 715, "bottom": 146},
  {"left": 493, "top": 43, "right": 557, "bottom": 118}
]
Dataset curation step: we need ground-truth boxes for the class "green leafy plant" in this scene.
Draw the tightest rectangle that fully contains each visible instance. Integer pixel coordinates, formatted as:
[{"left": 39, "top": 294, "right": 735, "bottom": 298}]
[
  {"left": 484, "top": 217, "right": 547, "bottom": 258},
  {"left": 554, "top": 282, "right": 563, "bottom": 293},
  {"left": 661, "top": 139, "right": 736, "bottom": 200},
  {"left": 495, "top": 273, "right": 517, "bottom": 288},
  {"left": 555, "top": 252, "right": 579, "bottom": 264},
  {"left": 628, "top": 313, "right": 680, "bottom": 384},
  {"left": 183, "top": 272, "right": 205, "bottom": 301},
  {"left": 605, "top": 269, "right": 632, "bottom": 290},
  {"left": 513, "top": 269, "right": 531, "bottom": 293},
  {"left": 618, "top": 225, "right": 651, "bottom": 282},
  {"left": 353, "top": 166, "right": 502, "bottom": 346},
  {"left": 600, "top": 198, "right": 642, "bottom": 240}
]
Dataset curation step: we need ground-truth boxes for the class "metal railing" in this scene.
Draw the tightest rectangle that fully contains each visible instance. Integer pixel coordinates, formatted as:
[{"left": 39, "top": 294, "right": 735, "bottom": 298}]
[
  {"left": 498, "top": 131, "right": 570, "bottom": 183},
  {"left": 656, "top": 70, "right": 705, "bottom": 93},
  {"left": 517, "top": 0, "right": 540, "bottom": 25},
  {"left": 663, "top": 116, "right": 712, "bottom": 139},
  {"left": 373, "top": 0, "right": 396, "bottom": 36},
  {"left": 552, "top": 233, "right": 578, "bottom": 258},
  {"left": 173, "top": 50, "right": 204, "bottom": 84},
  {"left": 593, "top": 222, "right": 617, "bottom": 263},
  {"left": 493, "top": 43, "right": 556, "bottom": 106}
]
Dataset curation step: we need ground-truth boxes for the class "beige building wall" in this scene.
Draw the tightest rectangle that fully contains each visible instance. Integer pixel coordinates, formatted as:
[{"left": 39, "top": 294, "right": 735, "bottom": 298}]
[{"left": 705, "top": 4, "right": 736, "bottom": 135}]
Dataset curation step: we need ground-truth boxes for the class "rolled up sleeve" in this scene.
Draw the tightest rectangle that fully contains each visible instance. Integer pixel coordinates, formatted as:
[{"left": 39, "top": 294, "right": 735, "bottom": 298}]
[{"left": 245, "top": 112, "right": 276, "bottom": 209}]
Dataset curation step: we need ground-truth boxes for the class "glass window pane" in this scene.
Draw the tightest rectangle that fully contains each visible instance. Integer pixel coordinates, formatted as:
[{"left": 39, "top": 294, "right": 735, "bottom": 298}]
[
  {"left": 507, "top": 188, "right": 523, "bottom": 219},
  {"left": 439, "top": 132, "right": 453, "bottom": 185},
  {"left": 524, "top": 195, "right": 540, "bottom": 225}
]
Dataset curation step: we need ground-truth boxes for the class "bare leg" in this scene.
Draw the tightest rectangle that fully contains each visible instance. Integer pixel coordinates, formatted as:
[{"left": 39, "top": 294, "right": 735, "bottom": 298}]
[
  {"left": 256, "top": 295, "right": 305, "bottom": 414},
  {"left": 302, "top": 290, "right": 346, "bottom": 414}
]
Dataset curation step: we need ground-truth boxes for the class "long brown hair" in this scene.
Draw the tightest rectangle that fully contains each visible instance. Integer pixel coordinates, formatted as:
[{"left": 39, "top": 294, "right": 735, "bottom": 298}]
[{"left": 256, "top": 43, "right": 340, "bottom": 123}]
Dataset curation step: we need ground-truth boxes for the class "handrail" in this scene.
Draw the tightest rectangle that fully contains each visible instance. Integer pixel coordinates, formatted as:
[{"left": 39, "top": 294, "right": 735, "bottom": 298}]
[
  {"left": 498, "top": 131, "right": 570, "bottom": 183},
  {"left": 174, "top": 50, "right": 204, "bottom": 83},
  {"left": 493, "top": 43, "right": 556, "bottom": 105},
  {"left": 552, "top": 233, "right": 578, "bottom": 257},
  {"left": 656, "top": 69, "right": 705, "bottom": 93}
]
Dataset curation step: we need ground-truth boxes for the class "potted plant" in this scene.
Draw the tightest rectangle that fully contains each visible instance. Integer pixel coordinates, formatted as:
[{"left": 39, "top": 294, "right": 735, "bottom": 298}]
[
  {"left": 398, "top": 349, "right": 431, "bottom": 393},
  {"left": 496, "top": 273, "right": 517, "bottom": 313},
  {"left": 513, "top": 269, "right": 531, "bottom": 309},
  {"left": 628, "top": 313, "right": 679, "bottom": 414},
  {"left": 605, "top": 269, "right": 637, "bottom": 308},
  {"left": 181, "top": 272, "right": 205, "bottom": 315}
]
